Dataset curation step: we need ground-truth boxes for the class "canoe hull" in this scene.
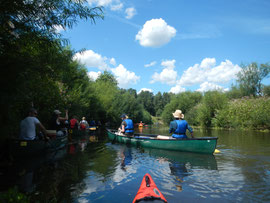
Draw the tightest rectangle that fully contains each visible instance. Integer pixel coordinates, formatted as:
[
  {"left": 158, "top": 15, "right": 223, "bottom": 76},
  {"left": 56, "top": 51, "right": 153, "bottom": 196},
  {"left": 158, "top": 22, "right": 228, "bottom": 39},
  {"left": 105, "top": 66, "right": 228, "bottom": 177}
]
[
  {"left": 9, "top": 135, "right": 68, "bottom": 157},
  {"left": 107, "top": 129, "right": 217, "bottom": 154}
]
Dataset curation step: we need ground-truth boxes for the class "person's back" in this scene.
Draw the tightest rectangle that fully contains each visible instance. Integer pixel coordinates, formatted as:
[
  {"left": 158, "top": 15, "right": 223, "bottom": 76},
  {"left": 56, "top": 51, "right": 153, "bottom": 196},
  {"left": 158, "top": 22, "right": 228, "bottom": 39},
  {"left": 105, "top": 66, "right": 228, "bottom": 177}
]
[
  {"left": 124, "top": 118, "right": 134, "bottom": 133},
  {"left": 19, "top": 108, "right": 48, "bottom": 140},
  {"left": 79, "top": 117, "right": 88, "bottom": 130},
  {"left": 170, "top": 110, "right": 194, "bottom": 139},
  {"left": 20, "top": 116, "right": 40, "bottom": 140},
  {"left": 70, "top": 118, "right": 78, "bottom": 129}
]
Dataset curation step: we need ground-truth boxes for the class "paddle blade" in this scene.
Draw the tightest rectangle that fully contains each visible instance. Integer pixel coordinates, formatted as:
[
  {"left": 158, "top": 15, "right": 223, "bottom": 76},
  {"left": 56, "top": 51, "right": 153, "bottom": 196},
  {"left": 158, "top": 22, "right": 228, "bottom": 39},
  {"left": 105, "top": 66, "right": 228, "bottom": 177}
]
[{"left": 214, "top": 149, "right": 220, "bottom": 153}]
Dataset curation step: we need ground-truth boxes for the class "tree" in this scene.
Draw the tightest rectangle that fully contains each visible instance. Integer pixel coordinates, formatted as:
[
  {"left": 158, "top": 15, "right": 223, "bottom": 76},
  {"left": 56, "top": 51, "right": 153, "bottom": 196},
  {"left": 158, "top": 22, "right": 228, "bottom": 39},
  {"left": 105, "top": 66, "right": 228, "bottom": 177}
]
[
  {"left": 197, "top": 90, "right": 228, "bottom": 127},
  {"left": 161, "top": 91, "right": 202, "bottom": 124},
  {"left": 96, "top": 71, "right": 118, "bottom": 86},
  {"left": 0, "top": 0, "right": 104, "bottom": 137},
  {"left": 262, "top": 85, "right": 270, "bottom": 96},
  {"left": 137, "top": 91, "right": 155, "bottom": 115},
  {"left": 237, "top": 63, "right": 270, "bottom": 97},
  {"left": 0, "top": 0, "right": 103, "bottom": 46}
]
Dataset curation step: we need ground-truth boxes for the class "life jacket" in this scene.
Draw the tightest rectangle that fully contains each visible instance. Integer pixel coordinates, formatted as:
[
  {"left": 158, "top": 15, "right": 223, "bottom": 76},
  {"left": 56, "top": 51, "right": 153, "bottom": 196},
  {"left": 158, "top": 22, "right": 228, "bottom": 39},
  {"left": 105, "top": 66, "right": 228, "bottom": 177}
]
[
  {"left": 173, "top": 120, "right": 188, "bottom": 139},
  {"left": 174, "top": 119, "right": 188, "bottom": 134},
  {"left": 70, "top": 118, "right": 78, "bottom": 129},
  {"left": 124, "top": 119, "right": 134, "bottom": 133}
]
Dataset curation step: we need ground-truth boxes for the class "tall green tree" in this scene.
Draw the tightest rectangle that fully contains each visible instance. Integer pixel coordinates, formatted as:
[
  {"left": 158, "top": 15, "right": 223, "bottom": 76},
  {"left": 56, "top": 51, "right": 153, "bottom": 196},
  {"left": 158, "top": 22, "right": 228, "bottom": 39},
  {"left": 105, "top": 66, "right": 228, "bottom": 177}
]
[
  {"left": 237, "top": 63, "right": 270, "bottom": 97},
  {"left": 0, "top": 0, "right": 104, "bottom": 137},
  {"left": 161, "top": 91, "right": 202, "bottom": 124},
  {"left": 137, "top": 91, "right": 155, "bottom": 115},
  {"left": 93, "top": 72, "right": 119, "bottom": 123}
]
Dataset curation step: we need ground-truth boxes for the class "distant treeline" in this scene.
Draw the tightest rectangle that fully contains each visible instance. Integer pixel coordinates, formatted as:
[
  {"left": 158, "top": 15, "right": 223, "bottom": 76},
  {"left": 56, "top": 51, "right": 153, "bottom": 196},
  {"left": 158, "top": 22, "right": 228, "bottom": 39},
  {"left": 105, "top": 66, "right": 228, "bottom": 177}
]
[{"left": 1, "top": 0, "right": 270, "bottom": 141}]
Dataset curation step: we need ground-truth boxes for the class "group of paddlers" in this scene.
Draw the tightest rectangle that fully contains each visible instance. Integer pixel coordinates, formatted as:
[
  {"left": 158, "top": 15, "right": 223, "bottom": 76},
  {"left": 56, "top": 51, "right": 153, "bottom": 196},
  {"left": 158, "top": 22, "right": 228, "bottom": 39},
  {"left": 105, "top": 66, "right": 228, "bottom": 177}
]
[
  {"left": 19, "top": 108, "right": 99, "bottom": 141},
  {"left": 118, "top": 109, "right": 194, "bottom": 139},
  {"left": 20, "top": 107, "right": 194, "bottom": 141}
]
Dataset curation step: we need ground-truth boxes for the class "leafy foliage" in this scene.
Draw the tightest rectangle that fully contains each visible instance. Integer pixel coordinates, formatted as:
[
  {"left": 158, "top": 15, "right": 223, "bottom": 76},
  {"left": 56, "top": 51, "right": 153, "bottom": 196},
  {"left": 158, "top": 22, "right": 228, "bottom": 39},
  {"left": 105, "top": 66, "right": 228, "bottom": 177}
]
[
  {"left": 237, "top": 63, "right": 270, "bottom": 97},
  {"left": 161, "top": 91, "right": 202, "bottom": 124},
  {"left": 214, "top": 97, "right": 270, "bottom": 130},
  {"left": 197, "top": 91, "right": 228, "bottom": 127}
]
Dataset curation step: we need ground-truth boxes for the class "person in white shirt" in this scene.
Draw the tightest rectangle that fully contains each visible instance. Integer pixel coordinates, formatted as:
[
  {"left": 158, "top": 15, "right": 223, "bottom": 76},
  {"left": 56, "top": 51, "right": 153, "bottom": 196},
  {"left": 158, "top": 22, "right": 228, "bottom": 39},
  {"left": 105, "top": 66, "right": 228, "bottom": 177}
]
[
  {"left": 20, "top": 108, "right": 48, "bottom": 140},
  {"left": 79, "top": 117, "right": 89, "bottom": 130}
]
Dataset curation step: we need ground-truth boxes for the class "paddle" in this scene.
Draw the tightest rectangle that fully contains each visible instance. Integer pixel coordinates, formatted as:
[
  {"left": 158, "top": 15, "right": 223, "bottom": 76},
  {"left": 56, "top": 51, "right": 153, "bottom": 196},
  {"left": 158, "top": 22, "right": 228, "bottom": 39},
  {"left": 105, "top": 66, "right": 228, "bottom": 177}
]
[{"left": 214, "top": 149, "right": 220, "bottom": 153}]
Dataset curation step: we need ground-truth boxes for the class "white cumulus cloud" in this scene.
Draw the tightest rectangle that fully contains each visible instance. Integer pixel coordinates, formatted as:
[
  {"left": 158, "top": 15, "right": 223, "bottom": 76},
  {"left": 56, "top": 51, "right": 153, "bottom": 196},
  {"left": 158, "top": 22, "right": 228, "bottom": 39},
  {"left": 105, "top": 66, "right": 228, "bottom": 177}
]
[
  {"left": 196, "top": 82, "right": 228, "bottom": 92},
  {"left": 87, "top": 71, "right": 102, "bottom": 81},
  {"left": 138, "top": 88, "right": 153, "bottom": 94},
  {"left": 169, "top": 85, "right": 186, "bottom": 94},
  {"left": 135, "top": 18, "right": 176, "bottom": 47},
  {"left": 150, "top": 60, "right": 177, "bottom": 85},
  {"left": 111, "top": 64, "right": 140, "bottom": 88},
  {"left": 110, "top": 58, "right": 117, "bottom": 66},
  {"left": 178, "top": 58, "right": 241, "bottom": 86},
  {"left": 125, "top": 7, "right": 136, "bottom": 19},
  {"left": 73, "top": 50, "right": 112, "bottom": 71}
]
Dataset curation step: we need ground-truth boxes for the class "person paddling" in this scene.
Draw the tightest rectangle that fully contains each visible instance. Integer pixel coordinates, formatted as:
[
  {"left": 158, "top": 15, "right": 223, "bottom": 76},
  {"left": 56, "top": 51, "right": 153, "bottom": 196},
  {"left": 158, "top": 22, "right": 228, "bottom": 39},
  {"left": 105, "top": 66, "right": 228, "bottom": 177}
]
[
  {"left": 20, "top": 108, "right": 48, "bottom": 140},
  {"left": 118, "top": 114, "right": 134, "bottom": 136},
  {"left": 169, "top": 109, "right": 194, "bottom": 139}
]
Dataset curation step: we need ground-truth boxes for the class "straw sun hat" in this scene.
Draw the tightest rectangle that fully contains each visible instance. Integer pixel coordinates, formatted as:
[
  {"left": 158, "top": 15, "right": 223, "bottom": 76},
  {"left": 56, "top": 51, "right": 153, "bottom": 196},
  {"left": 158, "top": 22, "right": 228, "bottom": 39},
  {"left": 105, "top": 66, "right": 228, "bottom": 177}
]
[{"left": 172, "top": 110, "right": 184, "bottom": 119}]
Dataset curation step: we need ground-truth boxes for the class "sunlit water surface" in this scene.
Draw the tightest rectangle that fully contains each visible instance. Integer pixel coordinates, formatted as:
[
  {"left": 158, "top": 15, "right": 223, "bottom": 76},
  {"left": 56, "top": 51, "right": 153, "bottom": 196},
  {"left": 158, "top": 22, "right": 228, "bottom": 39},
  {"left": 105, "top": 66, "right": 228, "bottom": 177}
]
[{"left": 1, "top": 126, "right": 270, "bottom": 203}]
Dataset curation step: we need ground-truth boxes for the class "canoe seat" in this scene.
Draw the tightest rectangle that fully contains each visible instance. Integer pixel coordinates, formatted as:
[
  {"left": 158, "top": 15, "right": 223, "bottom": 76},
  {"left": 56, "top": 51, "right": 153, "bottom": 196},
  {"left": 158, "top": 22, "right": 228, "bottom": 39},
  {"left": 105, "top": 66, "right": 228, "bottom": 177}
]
[{"left": 47, "top": 130, "right": 56, "bottom": 135}]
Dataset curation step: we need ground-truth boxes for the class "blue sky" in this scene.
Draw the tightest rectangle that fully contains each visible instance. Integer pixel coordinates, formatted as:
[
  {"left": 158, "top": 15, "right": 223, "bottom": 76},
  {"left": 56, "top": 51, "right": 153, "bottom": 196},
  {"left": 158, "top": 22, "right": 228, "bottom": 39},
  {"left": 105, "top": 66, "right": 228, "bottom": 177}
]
[{"left": 60, "top": 0, "right": 270, "bottom": 95}]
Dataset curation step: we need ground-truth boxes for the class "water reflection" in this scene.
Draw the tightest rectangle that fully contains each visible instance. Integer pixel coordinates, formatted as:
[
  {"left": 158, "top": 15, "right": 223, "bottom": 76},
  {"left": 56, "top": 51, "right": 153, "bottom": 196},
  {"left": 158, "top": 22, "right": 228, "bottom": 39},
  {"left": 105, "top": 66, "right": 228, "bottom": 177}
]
[
  {"left": 0, "top": 146, "right": 67, "bottom": 194},
  {"left": 1, "top": 127, "right": 270, "bottom": 202},
  {"left": 143, "top": 148, "right": 217, "bottom": 170},
  {"left": 120, "top": 146, "right": 132, "bottom": 171}
]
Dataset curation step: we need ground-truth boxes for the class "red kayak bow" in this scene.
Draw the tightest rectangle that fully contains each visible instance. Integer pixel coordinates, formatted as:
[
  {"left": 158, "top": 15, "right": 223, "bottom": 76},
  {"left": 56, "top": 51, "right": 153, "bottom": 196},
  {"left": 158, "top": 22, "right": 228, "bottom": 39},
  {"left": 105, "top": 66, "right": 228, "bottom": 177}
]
[{"left": 133, "top": 173, "right": 168, "bottom": 203}]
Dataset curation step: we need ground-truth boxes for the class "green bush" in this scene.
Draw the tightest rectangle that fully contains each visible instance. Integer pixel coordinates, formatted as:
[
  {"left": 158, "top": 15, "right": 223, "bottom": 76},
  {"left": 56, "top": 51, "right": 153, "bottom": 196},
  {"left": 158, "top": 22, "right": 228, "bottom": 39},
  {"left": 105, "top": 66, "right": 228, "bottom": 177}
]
[
  {"left": 215, "top": 97, "right": 270, "bottom": 130},
  {"left": 0, "top": 187, "right": 29, "bottom": 203},
  {"left": 197, "top": 91, "right": 228, "bottom": 127}
]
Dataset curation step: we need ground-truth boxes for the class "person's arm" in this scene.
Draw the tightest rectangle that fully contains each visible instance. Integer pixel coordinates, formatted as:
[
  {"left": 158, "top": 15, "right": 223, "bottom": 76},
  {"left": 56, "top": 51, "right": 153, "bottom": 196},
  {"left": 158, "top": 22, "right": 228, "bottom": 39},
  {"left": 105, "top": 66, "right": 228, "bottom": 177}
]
[
  {"left": 118, "top": 121, "right": 126, "bottom": 133},
  {"left": 59, "top": 110, "right": 68, "bottom": 121},
  {"left": 187, "top": 124, "right": 194, "bottom": 138},
  {"left": 38, "top": 122, "right": 49, "bottom": 140},
  {"left": 120, "top": 124, "right": 125, "bottom": 133},
  {"left": 169, "top": 121, "right": 176, "bottom": 134}
]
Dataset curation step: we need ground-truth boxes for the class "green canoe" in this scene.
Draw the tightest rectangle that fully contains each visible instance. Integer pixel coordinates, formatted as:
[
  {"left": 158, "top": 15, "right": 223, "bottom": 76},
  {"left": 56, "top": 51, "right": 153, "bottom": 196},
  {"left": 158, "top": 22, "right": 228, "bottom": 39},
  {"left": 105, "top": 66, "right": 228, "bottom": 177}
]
[{"left": 107, "top": 129, "right": 218, "bottom": 154}]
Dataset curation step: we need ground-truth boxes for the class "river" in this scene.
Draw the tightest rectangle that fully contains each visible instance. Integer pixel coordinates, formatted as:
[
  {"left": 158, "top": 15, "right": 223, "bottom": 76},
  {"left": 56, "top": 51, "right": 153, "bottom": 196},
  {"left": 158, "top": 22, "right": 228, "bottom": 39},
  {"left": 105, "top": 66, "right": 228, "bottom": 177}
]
[{"left": 1, "top": 126, "right": 270, "bottom": 202}]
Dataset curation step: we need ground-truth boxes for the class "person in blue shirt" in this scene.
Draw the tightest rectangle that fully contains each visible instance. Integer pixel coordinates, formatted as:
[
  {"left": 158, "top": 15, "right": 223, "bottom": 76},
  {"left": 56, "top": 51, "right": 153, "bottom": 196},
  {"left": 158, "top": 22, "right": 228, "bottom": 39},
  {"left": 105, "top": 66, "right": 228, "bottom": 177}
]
[
  {"left": 118, "top": 114, "right": 134, "bottom": 136},
  {"left": 169, "top": 109, "right": 194, "bottom": 139}
]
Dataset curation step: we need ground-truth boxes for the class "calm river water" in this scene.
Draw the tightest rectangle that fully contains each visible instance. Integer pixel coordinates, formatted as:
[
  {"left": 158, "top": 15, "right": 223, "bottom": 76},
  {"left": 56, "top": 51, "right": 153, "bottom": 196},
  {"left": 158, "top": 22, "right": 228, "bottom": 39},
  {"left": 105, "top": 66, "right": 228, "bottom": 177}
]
[{"left": 1, "top": 126, "right": 270, "bottom": 202}]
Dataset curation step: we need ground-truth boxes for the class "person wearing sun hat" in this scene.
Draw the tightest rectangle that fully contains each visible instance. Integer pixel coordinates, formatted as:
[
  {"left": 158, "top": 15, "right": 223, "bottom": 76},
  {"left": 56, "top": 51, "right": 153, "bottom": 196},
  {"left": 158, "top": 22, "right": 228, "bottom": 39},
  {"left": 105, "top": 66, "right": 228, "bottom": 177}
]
[
  {"left": 50, "top": 109, "right": 68, "bottom": 136},
  {"left": 169, "top": 109, "right": 194, "bottom": 139}
]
